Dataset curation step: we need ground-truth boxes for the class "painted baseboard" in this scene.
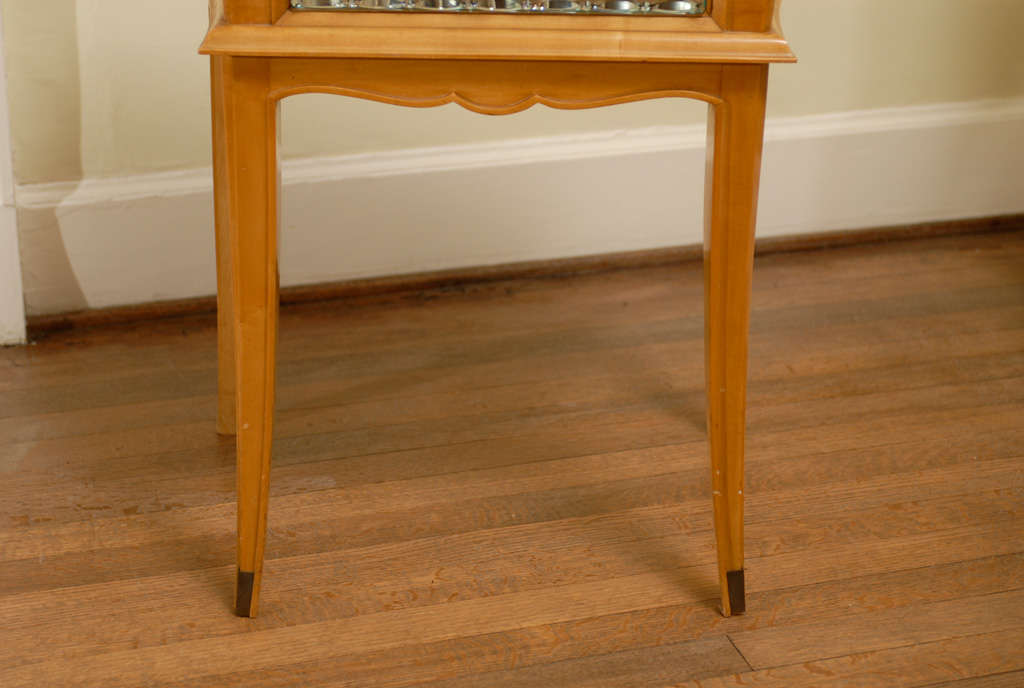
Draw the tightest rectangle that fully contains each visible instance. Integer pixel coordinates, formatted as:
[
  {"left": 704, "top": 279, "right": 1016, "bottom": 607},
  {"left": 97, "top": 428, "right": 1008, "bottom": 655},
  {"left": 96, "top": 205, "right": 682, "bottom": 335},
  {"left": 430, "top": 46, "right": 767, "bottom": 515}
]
[{"left": 14, "top": 97, "right": 1024, "bottom": 316}]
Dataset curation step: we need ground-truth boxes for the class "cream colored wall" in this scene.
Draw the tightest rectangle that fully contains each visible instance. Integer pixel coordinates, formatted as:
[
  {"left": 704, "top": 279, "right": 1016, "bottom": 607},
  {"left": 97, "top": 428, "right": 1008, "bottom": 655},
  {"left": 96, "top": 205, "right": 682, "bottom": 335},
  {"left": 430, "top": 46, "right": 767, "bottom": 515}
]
[
  {"left": 4, "top": 0, "right": 1024, "bottom": 185},
  {"left": 2, "top": 1, "right": 83, "bottom": 184},
  {"left": 0, "top": 6, "right": 27, "bottom": 343}
]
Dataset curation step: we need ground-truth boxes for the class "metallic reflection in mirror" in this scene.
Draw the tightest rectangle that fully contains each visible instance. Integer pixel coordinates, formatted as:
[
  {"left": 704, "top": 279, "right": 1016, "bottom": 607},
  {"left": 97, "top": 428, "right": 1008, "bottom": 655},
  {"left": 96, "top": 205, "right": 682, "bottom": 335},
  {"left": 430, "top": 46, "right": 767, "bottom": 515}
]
[
  {"left": 350, "top": 0, "right": 411, "bottom": 8},
  {"left": 650, "top": 0, "right": 701, "bottom": 13},
  {"left": 412, "top": 0, "right": 467, "bottom": 9},
  {"left": 591, "top": 0, "right": 639, "bottom": 12},
  {"left": 547, "top": 0, "right": 586, "bottom": 10},
  {"left": 476, "top": 0, "right": 529, "bottom": 10},
  {"left": 292, "top": 0, "right": 705, "bottom": 14}
]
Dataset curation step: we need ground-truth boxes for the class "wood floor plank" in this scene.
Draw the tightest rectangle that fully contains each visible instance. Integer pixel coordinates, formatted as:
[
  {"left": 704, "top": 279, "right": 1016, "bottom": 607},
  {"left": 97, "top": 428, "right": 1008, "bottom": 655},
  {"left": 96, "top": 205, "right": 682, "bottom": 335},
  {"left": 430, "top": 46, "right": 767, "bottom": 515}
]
[
  {"left": 1, "top": 230, "right": 1022, "bottom": 686},
  {"left": 923, "top": 671, "right": 1024, "bottom": 688},
  {"left": 3, "top": 394, "right": 1021, "bottom": 541},
  {"left": 3, "top": 296, "right": 1021, "bottom": 450},
  {"left": 2, "top": 425, "right": 1019, "bottom": 563},
  {"left": 730, "top": 589, "right": 1024, "bottom": 669},
  {"left": 0, "top": 570, "right": 733, "bottom": 688},
  {"left": 2, "top": 394, "right": 1020, "bottom": 555},
  {"left": 403, "top": 636, "right": 750, "bottom": 688},
  {"left": 2, "top": 454, "right": 1017, "bottom": 597},
  {"left": 133, "top": 556, "right": 1024, "bottom": 688},
  {"left": 667, "top": 629, "right": 1024, "bottom": 688},
  {"left": 6, "top": 326, "right": 1024, "bottom": 479},
  {"left": 4, "top": 344, "right": 1022, "bottom": 491},
  {"left": 4, "top": 253, "right": 1021, "bottom": 417},
  {"left": 1, "top": 500, "right": 1019, "bottom": 673}
]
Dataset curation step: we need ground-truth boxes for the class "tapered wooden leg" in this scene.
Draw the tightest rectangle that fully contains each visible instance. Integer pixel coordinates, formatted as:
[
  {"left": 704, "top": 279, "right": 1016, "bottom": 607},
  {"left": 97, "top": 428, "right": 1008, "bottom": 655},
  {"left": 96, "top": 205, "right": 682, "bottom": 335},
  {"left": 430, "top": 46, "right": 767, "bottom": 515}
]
[
  {"left": 703, "top": 64, "right": 768, "bottom": 617},
  {"left": 211, "top": 56, "right": 236, "bottom": 437},
  {"left": 214, "top": 56, "right": 280, "bottom": 618}
]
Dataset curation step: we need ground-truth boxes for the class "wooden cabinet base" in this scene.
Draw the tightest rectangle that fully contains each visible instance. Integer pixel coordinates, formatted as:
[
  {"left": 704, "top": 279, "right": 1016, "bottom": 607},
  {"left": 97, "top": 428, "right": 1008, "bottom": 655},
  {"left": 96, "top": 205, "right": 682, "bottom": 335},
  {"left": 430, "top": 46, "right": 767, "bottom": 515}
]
[{"left": 203, "top": 1, "right": 793, "bottom": 620}]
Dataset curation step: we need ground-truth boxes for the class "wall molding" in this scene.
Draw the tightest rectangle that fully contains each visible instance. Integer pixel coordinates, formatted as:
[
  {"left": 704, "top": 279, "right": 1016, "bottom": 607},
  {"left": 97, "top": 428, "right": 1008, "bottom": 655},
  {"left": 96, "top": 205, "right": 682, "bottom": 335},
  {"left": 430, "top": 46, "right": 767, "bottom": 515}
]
[
  {"left": 17, "top": 125, "right": 707, "bottom": 210},
  {"left": 26, "top": 213, "right": 1023, "bottom": 336},
  {"left": 13, "top": 97, "right": 1024, "bottom": 316},
  {"left": 765, "top": 96, "right": 1024, "bottom": 140}
]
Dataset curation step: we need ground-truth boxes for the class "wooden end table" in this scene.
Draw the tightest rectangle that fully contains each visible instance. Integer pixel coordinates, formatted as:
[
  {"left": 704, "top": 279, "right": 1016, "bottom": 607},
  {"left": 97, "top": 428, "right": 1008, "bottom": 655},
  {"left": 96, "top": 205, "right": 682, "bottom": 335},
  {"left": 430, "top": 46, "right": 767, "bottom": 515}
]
[{"left": 201, "top": 0, "right": 794, "bottom": 618}]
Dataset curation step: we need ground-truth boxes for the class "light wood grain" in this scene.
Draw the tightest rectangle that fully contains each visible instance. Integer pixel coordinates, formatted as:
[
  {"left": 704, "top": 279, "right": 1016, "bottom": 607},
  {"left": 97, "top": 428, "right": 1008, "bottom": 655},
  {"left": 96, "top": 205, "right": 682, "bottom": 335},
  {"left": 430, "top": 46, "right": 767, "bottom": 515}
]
[
  {"left": 211, "top": 56, "right": 237, "bottom": 436},
  {"left": 703, "top": 63, "right": 768, "bottom": 615},
  {"left": 206, "top": 0, "right": 792, "bottom": 616},
  {"left": 200, "top": 22, "right": 795, "bottom": 63},
  {"left": 712, "top": 0, "right": 777, "bottom": 32},
  {"left": 266, "top": 58, "right": 725, "bottom": 114},
  {"left": 221, "top": 0, "right": 290, "bottom": 24},
  {"left": 214, "top": 55, "right": 280, "bottom": 616}
]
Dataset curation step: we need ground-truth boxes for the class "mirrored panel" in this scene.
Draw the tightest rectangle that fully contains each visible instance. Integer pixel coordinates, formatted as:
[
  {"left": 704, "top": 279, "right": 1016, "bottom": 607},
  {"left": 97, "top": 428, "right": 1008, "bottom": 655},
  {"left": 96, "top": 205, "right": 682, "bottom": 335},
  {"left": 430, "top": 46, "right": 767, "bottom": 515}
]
[{"left": 292, "top": 0, "right": 706, "bottom": 15}]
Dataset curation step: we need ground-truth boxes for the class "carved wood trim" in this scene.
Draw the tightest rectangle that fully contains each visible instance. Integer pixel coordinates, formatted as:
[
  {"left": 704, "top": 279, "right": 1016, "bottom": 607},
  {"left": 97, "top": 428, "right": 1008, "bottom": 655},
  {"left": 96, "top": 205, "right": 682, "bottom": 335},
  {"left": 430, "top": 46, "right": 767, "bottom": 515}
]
[
  {"left": 270, "top": 85, "right": 724, "bottom": 114},
  {"left": 266, "top": 58, "right": 724, "bottom": 113}
]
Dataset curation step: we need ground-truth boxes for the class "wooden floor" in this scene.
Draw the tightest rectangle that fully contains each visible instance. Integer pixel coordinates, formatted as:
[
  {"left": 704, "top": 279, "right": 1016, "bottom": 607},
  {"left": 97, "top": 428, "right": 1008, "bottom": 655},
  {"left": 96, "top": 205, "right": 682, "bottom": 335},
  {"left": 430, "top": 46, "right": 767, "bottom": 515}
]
[{"left": 1, "top": 230, "right": 1023, "bottom": 687}]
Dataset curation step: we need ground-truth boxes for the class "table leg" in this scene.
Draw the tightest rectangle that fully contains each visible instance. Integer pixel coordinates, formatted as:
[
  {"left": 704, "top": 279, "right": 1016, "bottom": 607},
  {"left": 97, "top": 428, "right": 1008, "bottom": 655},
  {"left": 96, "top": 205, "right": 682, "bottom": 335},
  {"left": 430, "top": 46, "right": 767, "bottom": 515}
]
[
  {"left": 703, "top": 63, "right": 768, "bottom": 616},
  {"left": 212, "top": 56, "right": 236, "bottom": 437},
  {"left": 214, "top": 56, "right": 280, "bottom": 618}
]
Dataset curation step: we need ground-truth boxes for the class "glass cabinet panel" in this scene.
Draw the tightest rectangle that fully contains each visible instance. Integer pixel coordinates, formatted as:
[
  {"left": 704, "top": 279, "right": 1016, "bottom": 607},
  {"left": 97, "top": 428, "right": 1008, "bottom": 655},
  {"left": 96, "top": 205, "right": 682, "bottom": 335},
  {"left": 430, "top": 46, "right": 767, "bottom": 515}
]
[{"left": 292, "top": 0, "right": 706, "bottom": 15}]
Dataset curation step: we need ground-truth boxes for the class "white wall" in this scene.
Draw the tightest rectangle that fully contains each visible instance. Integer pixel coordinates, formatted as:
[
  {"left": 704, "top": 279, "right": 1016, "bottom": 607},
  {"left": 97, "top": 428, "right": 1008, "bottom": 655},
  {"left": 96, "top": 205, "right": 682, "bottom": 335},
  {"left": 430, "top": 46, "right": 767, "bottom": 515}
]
[{"left": 3, "top": 0, "right": 1024, "bottom": 316}]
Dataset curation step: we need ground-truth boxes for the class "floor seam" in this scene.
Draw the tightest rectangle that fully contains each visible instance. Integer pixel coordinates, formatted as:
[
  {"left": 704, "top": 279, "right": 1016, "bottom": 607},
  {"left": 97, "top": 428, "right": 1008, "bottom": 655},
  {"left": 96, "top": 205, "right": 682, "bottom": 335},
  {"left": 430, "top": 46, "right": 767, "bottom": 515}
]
[{"left": 726, "top": 633, "right": 754, "bottom": 672}]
